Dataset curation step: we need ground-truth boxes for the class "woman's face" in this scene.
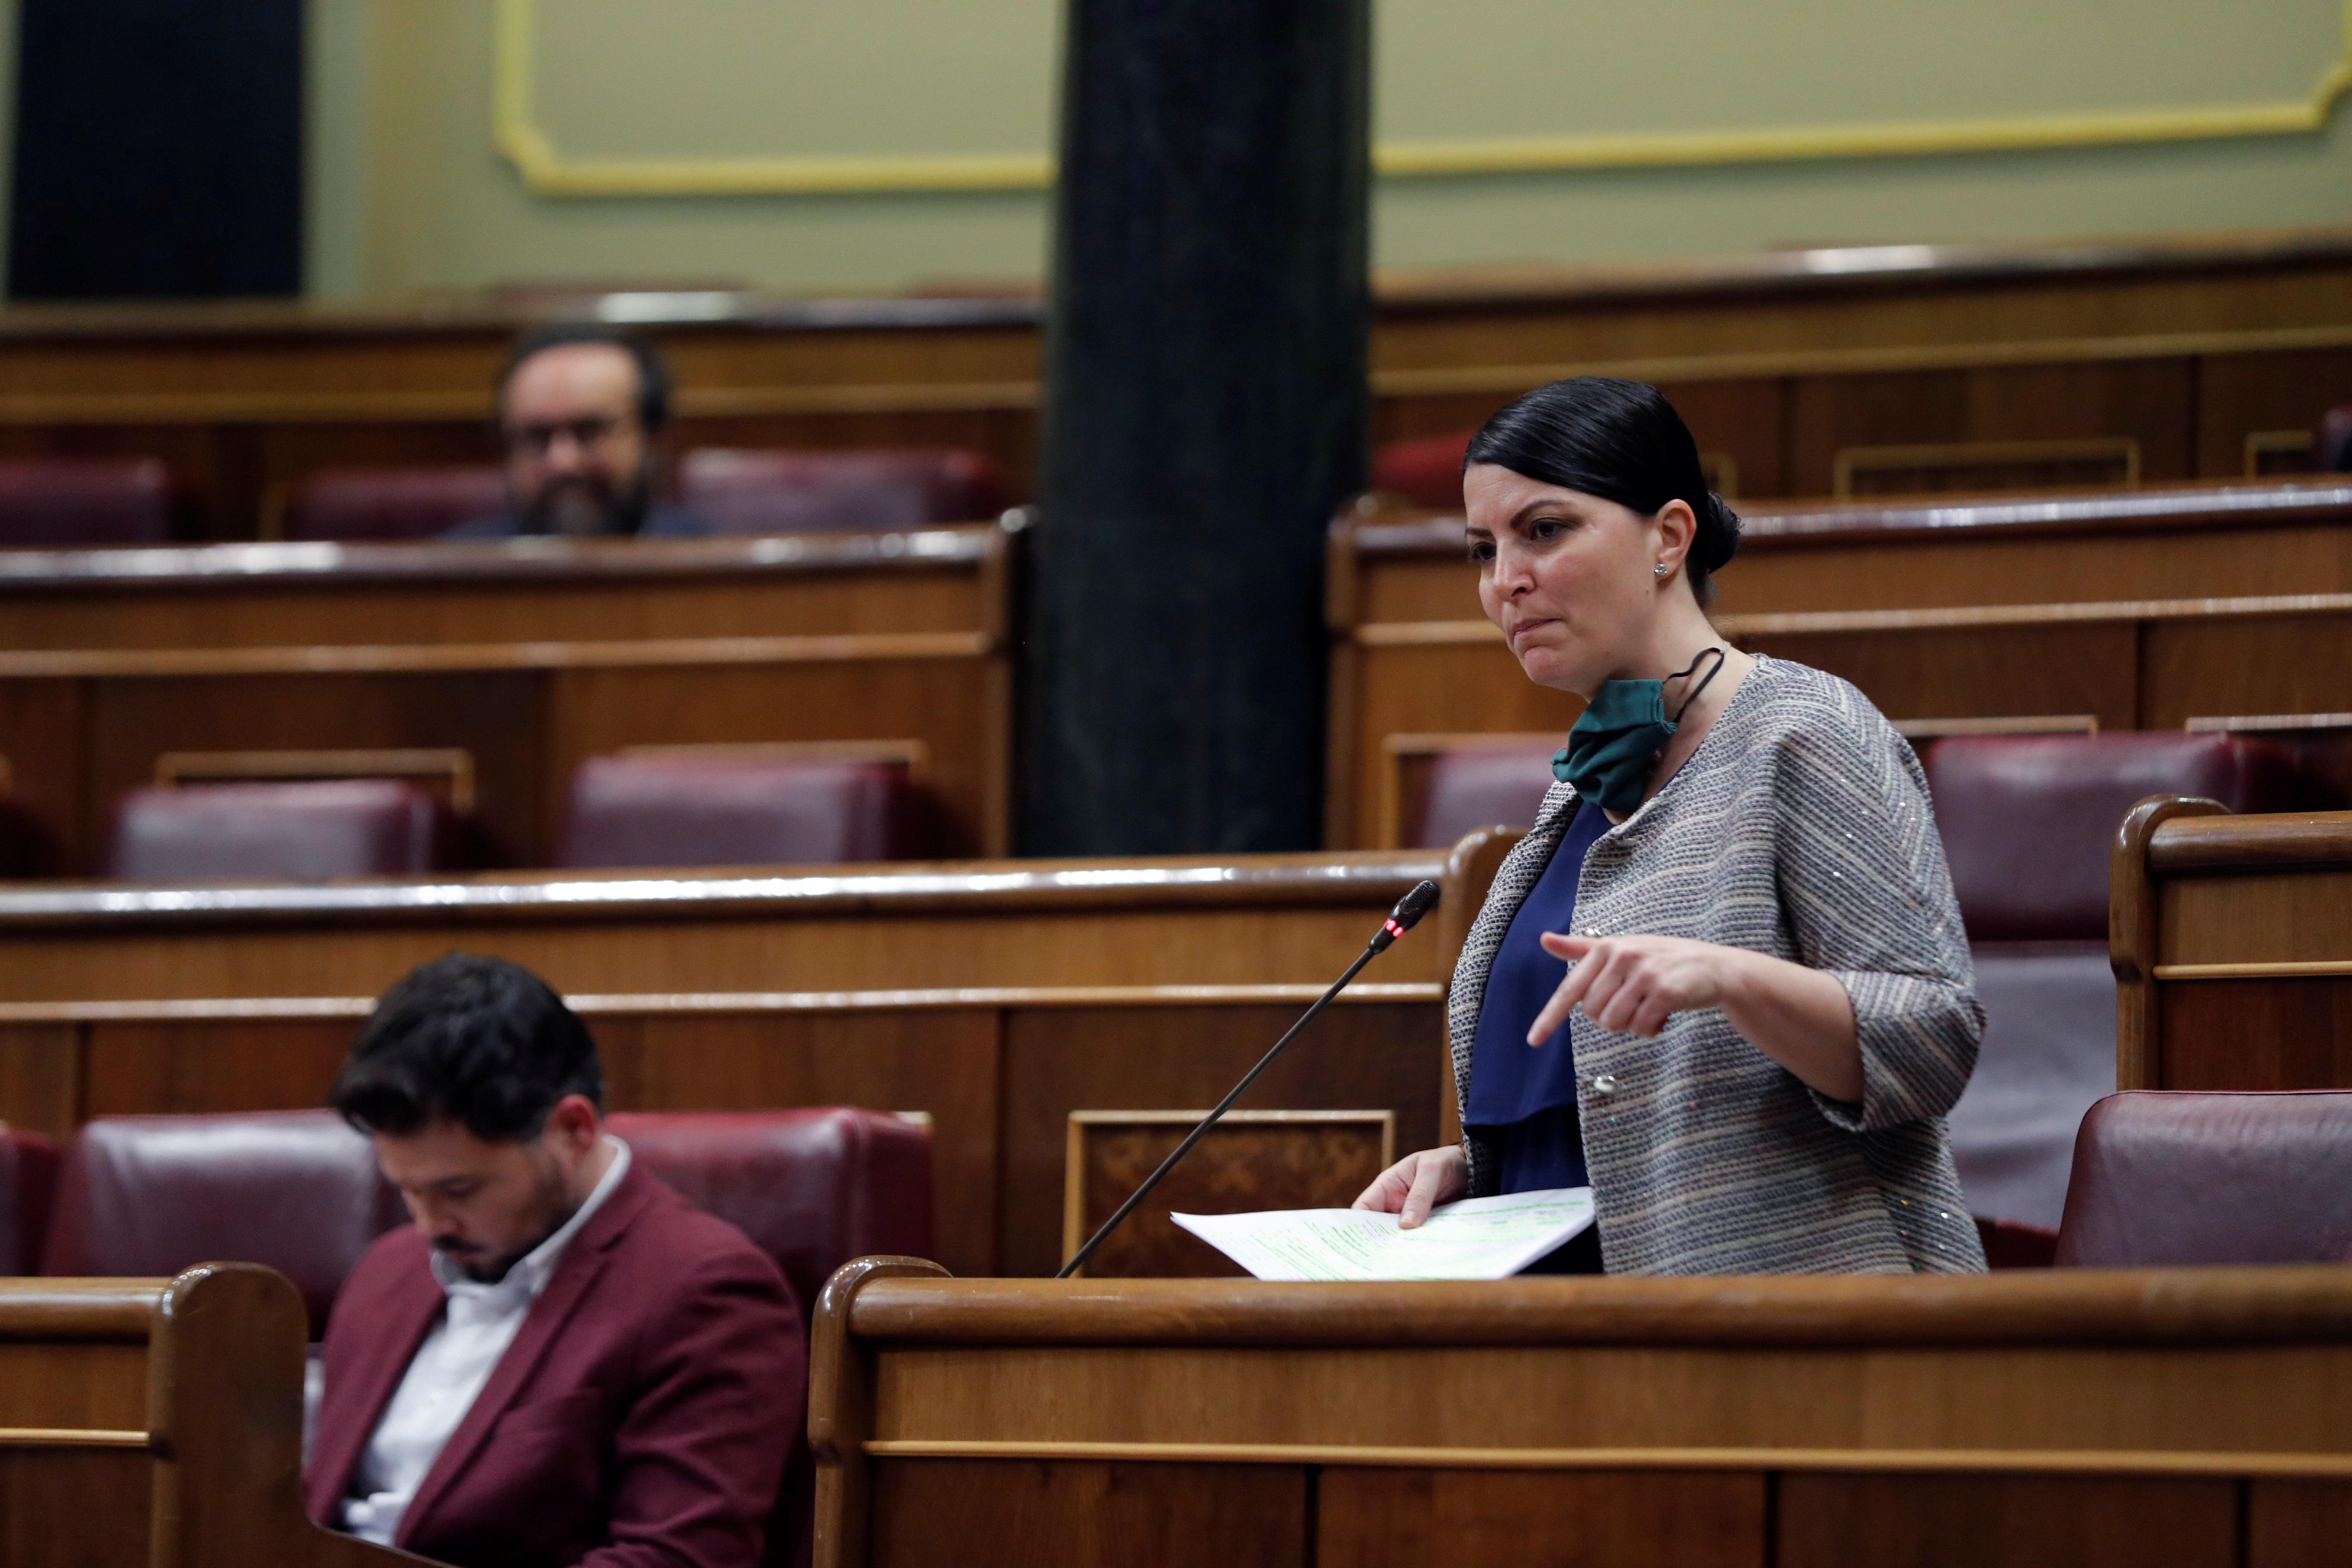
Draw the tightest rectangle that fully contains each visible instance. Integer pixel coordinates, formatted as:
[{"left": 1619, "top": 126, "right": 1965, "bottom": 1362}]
[{"left": 1464, "top": 462, "right": 1667, "bottom": 696}]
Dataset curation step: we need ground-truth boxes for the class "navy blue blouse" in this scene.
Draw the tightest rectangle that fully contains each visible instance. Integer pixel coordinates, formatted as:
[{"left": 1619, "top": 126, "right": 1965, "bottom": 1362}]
[{"left": 1464, "top": 798, "right": 1613, "bottom": 1273}]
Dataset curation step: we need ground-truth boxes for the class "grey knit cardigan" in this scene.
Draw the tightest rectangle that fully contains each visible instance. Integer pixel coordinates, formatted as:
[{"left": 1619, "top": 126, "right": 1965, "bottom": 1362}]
[{"left": 1449, "top": 655, "right": 1988, "bottom": 1275}]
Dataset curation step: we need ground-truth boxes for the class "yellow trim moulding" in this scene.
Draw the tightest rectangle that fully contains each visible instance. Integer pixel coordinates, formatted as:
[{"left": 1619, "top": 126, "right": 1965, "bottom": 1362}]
[
  {"left": 492, "top": 0, "right": 1050, "bottom": 195},
  {"left": 496, "top": 0, "right": 2352, "bottom": 196}
]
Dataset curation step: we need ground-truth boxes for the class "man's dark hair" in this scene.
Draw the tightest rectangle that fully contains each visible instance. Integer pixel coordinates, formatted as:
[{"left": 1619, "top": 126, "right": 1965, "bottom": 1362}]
[
  {"left": 498, "top": 322, "right": 674, "bottom": 432},
  {"left": 330, "top": 953, "right": 603, "bottom": 1141},
  {"left": 1467, "top": 376, "right": 1741, "bottom": 606}
]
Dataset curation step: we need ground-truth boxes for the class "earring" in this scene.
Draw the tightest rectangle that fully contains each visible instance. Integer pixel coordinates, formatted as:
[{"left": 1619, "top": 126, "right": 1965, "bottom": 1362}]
[{"left": 1652, "top": 563, "right": 1669, "bottom": 578}]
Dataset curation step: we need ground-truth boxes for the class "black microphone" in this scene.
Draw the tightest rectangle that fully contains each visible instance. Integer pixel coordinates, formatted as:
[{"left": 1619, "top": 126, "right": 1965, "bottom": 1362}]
[{"left": 1056, "top": 878, "right": 1442, "bottom": 1280}]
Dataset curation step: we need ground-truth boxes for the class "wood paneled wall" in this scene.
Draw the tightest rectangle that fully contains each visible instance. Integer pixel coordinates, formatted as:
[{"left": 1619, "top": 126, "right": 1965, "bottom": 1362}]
[
  {"left": 0, "top": 527, "right": 1015, "bottom": 869},
  {"left": 814, "top": 1265, "right": 2352, "bottom": 1568},
  {"left": 2113, "top": 802, "right": 2352, "bottom": 1093},
  {"left": 8, "top": 230, "right": 2352, "bottom": 538},
  {"left": 1326, "top": 483, "right": 2352, "bottom": 846}
]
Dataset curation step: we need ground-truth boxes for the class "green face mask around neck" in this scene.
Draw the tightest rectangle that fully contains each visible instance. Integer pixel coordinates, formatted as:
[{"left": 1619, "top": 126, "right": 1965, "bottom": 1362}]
[{"left": 1550, "top": 647, "right": 1727, "bottom": 814}]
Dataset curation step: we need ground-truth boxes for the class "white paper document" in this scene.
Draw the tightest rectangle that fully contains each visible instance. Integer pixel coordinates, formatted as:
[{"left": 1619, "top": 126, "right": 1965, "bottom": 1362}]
[{"left": 1170, "top": 1188, "right": 1595, "bottom": 1281}]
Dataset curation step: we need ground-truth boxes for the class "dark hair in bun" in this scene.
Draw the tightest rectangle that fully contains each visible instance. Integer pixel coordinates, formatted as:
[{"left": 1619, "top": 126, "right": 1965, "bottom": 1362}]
[{"left": 1464, "top": 377, "right": 1740, "bottom": 605}]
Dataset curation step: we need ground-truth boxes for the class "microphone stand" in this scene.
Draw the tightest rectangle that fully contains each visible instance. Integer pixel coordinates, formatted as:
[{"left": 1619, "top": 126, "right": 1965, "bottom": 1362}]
[{"left": 1057, "top": 879, "right": 1442, "bottom": 1280}]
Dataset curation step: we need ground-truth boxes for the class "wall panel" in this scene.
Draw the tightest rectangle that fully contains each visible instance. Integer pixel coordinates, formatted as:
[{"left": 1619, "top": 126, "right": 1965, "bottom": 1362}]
[
  {"left": 1775, "top": 1473, "right": 2238, "bottom": 1568},
  {"left": 1316, "top": 1468, "right": 1766, "bottom": 1567}
]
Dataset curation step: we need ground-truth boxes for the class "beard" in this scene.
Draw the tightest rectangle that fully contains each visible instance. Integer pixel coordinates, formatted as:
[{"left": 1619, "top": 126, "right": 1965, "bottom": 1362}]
[
  {"left": 521, "top": 463, "right": 654, "bottom": 538},
  {"left": 434, "top": 1152, "right": 583, "bottom": 1284}
]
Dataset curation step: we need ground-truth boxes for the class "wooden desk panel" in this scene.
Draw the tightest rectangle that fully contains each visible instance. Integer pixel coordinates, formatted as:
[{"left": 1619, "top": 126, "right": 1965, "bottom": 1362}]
[
  {"left": 0, "top": 1268, "right": 414, "bottom": 1567},
  {"left": 814, "top": 1266, "right": 2352, "bottom": 1568},
  {"left": 2113, "top": 805, "right": 2352, "bottom": 1093},
  {"left": 1340, "top": 482, "right": 2352, "bottom": 623},
  {"left": 0, "top": 852, "right": 1449, "bottom": 1002},
  {"left": 0, "top": 530, "right": 1004, "bottom": 652}
]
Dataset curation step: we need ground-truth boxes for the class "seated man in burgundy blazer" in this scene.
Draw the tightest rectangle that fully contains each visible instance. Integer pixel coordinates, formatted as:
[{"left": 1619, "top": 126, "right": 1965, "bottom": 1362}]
[{"left": 307, "top": 953, "right": 803, "bottom": 1568}]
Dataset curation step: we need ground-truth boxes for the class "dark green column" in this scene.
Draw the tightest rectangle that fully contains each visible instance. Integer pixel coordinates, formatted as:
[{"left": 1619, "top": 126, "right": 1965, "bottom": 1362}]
[{"left": 1021, "top": 0, "right": 1372, "bottom": 855}]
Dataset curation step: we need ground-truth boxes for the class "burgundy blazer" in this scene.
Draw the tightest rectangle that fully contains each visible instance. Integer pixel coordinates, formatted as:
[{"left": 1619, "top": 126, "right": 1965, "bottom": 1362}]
[{"left": 306, "top": 1161, "right": 805, "bottom": 1568}]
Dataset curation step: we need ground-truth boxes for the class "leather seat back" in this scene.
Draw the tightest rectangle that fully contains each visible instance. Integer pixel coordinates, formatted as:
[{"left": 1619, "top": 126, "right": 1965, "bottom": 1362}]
[
  {"left": 1370, "top": 431, "right": 1474, "bottom": 510},
  {"left": 0, "top": 1130, "right": 61, "bottom": 1275},
  {"left": 607, "top": 1109, "right": 933, "bottom": 1320},
  {"left": 0, "top": 458, "right": 178, "bottom": 545},
  {"left": 39, "top": 1111, "right": 404, "bottom": 1335},
  {"left": 1924, "top": 732, "right": 2303, "bottom": 940},
  {"left": 678, "top": 448, "right": 1005, "bottom": 535},
  {"left": 557, "top": 755, "right": 931, "bottom": 869},
  {"left": 1413, "top": 741, "right": 1558, "bottom": 848},
  {"left": 2055, "top": 1090, "right": 2352, "bottom": 1266},
  {"left": 108, "top": 779, "right": 462, "bottom": 882},
  {"left": 2321, "top": 404, "right": 2352, "bottom": 472},
  {"left": 282, "top": 466, "right": 508, "bottom": 542},
  {"left": 31, "top": 1107, "right": 934, "bottom": 1340},
  {"left": 0, "top": 797, "right": 48, "bottom": 877}
]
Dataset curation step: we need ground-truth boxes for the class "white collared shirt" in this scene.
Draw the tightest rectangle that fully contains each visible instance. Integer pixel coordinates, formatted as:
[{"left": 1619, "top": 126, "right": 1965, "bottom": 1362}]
[{"left": 341, "top": 1137, "right": 631, "bottom": 1546}]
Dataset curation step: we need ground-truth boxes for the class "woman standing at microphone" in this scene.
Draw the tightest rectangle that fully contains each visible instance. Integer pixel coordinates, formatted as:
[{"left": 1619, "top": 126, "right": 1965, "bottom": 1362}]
[{"left": 1354, "top": 377, "right": 1985, "bottom": 1274}]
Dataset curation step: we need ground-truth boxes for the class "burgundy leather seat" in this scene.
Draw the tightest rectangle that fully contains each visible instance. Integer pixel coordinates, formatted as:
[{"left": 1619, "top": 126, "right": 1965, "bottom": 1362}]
[
  {"left": 38, "top": 1111, "right": 403, "bottom": 1335},
  {"left": 677, "top": 448, "right": 1006, "bottom": 535},
  {"left": 2321, "top": 405, "right": 2352, "bottom": 472},
  {"left": 609, "top": 1108, "right": 929, "bottom": 1568},
  {"left": 1370, "top": 431, "right": 1474, "bottom": 511},
  {"left": 2055, "top": 1091, "right": 2352, "bottom": 1266},
  {"left": 1411, "top": 741, "right": 1558, "bottom": 848},
  {"left": 1925, "top": 732, "right": 2301, "bottom": 943},
  {"left": 557, "top": 755, "right": 931, "bottom": 869},
  {"left": 107, "top": 780, "right": 462, "bottom": 882},
  {"left": 282, "top": 466, "right": 508, "bottom": 542},
  {"left": 29, "top": 1108, "right": 930, "bottom": 1332},
  {"left": 0, "top": 458, "right": 178, "bottom": 545},
  {"left": 0, "top": 796, "right": 47, "bottom": 877},
  {"left": 606, "top": 1109, "right": 932, "bottom": 1323},
  {"left": 0, "top": 1129, "right": 61, "bottom": 1275},
  {"left": 1924, "top": 732, "right": 2306, "bottom": 1239}
]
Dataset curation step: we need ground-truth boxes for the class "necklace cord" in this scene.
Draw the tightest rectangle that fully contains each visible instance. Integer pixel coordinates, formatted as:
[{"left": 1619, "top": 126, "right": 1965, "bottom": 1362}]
[{"left": 1667, "top": 645, "right": 1727, "bottom": 723}]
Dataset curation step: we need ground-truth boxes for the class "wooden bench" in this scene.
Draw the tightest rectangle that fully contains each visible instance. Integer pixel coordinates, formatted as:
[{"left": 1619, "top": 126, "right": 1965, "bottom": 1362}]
[
  {"left": 0, "top": 1265, "right": 416, "bottom": 1565},
  {"left": 811, "top": 1261, "right": 2352, "bottom": 1568},
  {"left": 0, "top": 848, "right": 1485, "bottom": 1278},
  {"left": 2113, "top": 803, "right": 2352, "bottom": 1094},
  {"left": 0, "top": 525, "right": 1014, "bottom": 868},
  {"left": 1327, "top": 487, "right": 2352, "bottom": 844},
  {"left": 10, "top": 227, "right": 2352, "bottom": 538}
]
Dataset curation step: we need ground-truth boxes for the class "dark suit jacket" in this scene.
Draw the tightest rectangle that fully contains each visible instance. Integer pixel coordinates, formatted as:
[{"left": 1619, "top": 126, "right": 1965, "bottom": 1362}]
[
  {"left": 306, "top": 1161, "right": 805, "bottom": 1568},
  {"left": 443, "top": 505, "right": 712, "bottom": 540}
]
